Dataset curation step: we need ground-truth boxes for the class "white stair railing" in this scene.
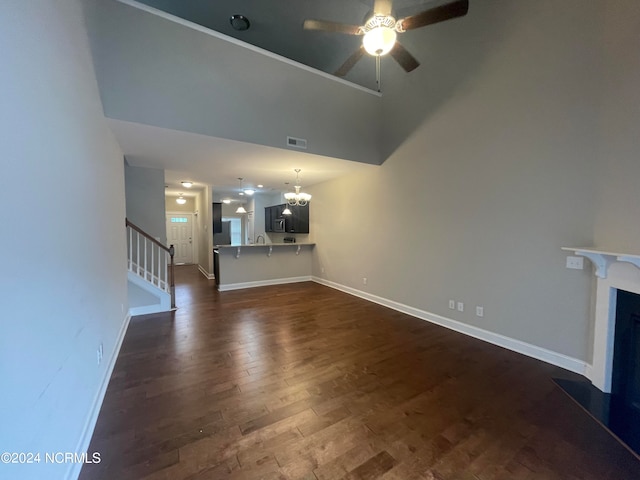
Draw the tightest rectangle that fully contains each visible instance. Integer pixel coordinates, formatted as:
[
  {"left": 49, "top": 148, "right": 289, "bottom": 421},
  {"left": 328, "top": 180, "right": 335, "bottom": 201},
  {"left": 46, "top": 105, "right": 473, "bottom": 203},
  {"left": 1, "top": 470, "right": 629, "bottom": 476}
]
[{"left": 126, "top": 219, "right": 175, "bottom": 309}]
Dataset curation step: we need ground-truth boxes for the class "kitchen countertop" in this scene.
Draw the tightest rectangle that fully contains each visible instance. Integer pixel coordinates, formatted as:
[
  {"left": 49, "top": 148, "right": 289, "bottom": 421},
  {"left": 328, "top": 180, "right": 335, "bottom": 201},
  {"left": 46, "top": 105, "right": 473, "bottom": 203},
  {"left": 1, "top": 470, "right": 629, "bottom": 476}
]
[{"left": 215, "top": 243, "right": 315, "bottom": 248}]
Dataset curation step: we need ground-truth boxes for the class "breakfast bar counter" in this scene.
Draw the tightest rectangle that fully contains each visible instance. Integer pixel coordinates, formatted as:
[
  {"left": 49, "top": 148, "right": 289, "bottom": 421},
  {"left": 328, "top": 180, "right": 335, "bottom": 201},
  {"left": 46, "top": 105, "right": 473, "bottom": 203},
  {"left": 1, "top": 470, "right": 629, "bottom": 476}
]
[{"left": 214, "top": 243, "right": 315, "bottom": 291}]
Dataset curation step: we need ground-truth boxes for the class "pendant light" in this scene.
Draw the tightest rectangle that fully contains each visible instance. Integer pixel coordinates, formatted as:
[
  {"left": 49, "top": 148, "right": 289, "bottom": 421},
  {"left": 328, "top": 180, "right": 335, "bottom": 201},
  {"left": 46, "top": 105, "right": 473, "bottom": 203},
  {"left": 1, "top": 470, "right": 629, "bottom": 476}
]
[
  {"left": 235, "top": 178, "right": 247, "bottom": 214},
  {"left": 176, "top": 193, "right": 187, "bottom": 205}
]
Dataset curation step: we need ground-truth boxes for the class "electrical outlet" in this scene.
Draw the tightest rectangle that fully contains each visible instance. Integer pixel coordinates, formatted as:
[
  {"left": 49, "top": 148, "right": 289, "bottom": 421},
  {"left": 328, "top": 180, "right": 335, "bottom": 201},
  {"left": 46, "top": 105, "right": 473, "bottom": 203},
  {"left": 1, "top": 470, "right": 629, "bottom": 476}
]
[
  {"left": 363, "top": 277, "right": 367, "bottom": 285},
  {"left": 457, "top": 302, "right": 464, "bottom": 312},
  {"left": 449, "top": 300, "right": 456, "bottom": 310},
  {"left": 476, "top": 306, "right": 484, "bottom": 317},
  {"left": 566, "top": 256, "right": 584, "bottom": 270}
]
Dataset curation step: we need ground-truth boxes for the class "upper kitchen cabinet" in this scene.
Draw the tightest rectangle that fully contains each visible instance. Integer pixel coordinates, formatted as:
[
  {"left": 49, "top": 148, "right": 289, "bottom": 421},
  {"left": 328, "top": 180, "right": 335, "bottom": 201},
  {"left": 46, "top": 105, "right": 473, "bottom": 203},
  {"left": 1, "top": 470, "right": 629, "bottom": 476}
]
[
  {"left": 212, "top": 202, "right": 222, "bottom": 234},
  {"left": 265, "top": 204, "right": 286, "bottom": 233},
  {"left": 285, "top": 204, "right": 309, "bottom": 234},
  {"left": 265, "top": 204, "right": 309, "bottom": 234}
]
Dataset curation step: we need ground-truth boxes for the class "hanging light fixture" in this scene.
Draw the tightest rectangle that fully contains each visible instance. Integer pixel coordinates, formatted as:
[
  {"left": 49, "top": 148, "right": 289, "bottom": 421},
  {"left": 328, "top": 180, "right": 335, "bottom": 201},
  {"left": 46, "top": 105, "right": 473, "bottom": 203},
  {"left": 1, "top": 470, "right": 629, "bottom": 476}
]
[
  {"left": 235, "top": 178, "right": 247, "bottom": 214},
  {"left": 176, "top": 193, "right": 187, "bottom": 205},
  {"left": 284, "top": 169, "right": 312, "bottom": 206},
  {"left": 362, "top": 15, "right": 398, "bottom": 56}
]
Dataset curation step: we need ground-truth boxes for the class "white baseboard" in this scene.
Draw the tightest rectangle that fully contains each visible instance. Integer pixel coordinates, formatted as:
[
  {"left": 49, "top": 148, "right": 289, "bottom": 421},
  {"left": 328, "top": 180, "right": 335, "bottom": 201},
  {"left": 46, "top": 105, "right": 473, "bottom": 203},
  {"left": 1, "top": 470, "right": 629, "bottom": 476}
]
[
  {"left": 198, "top": 264, "right": 215, "bottom": 280},
  {"left": 66, "top": 312, "right": 131, "bottom": 480},
  {"left": 584, "top": 363, "right": 595, "bottom": 381},
  {"left": 219, "top": 276, "right": 312, "bottom": 292},
  {"left": 129, "top": 303, "right": 169, "bottom": 316},
  {"left": 312, "top": 277, "right": 589, "bottom": 376}
]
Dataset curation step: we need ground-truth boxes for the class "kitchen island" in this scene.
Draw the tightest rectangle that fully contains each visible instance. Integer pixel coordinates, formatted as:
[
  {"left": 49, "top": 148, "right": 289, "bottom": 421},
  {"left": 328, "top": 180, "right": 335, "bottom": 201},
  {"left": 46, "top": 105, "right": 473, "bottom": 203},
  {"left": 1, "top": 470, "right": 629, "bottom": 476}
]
[{"left": 214, "top": 243, "right": 315, "bottom": 291}]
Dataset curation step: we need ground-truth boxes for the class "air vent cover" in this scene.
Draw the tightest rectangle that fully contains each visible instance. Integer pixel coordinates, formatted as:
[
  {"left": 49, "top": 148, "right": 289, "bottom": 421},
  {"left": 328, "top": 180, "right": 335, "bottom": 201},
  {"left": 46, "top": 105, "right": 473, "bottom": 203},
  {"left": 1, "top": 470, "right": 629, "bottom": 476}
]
[{"left": 286, "top": 136, "right": 307, "bottom": 150}]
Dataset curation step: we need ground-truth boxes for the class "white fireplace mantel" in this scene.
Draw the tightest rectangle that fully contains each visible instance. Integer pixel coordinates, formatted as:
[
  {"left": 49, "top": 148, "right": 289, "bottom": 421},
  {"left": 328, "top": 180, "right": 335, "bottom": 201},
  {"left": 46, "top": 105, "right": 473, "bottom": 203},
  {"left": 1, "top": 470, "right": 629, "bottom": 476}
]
[
  {"left": 562, "top": 247, "right": 640, "bottom": 278},
  {"left": 563, "top": 247, "right": 640, "bottom": 392}
]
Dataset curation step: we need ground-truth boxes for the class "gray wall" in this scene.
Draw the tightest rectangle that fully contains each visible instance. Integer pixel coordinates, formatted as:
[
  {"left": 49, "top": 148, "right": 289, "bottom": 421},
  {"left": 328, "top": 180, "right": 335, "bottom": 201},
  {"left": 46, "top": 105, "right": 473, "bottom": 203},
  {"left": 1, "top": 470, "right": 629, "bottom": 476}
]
[
  {"left": 165, "top": 195, "right": 196, "bottom": 213},
  {"left": 593, "top": 0, "right": 640, "bottom": 250},
  {"left": 0, "top": 1, "right": 128, "bottom": 478},
  {"left": 125, "top": 163, "right": 166, "bottom": 244},
  {"left": 309, "top": 0, "right": 637, "bottom": 364},
  {"left": 85, "top": 0, "right": 383, "bottom": 165}
]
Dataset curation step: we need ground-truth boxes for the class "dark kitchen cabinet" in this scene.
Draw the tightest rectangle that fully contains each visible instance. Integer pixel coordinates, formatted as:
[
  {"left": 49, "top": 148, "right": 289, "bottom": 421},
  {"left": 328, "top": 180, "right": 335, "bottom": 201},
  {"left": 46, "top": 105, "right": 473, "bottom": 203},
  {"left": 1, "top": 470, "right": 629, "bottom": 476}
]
[
  {"left": 212, "top": 202, "right": 222, "bottom": 234},
  {"left": 265, "top": 204, "right": 309, "bottom": 234},
  {"left": 265, "top": 206, "right": 273, "bottom": 232},
  {"left": 264, "top": 205, "right": 281, "bottom": 232},
  {"left": 285, "top": 204, "right": 309, "bottom": 234}
]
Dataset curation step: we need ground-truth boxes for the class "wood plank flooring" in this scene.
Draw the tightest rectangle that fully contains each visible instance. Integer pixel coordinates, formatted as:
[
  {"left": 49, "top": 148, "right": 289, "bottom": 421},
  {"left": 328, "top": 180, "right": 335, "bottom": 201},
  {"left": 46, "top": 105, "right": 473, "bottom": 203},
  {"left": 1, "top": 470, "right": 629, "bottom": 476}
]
[{"left": 80, "top": 265, "right": 640, "bottom": 479}]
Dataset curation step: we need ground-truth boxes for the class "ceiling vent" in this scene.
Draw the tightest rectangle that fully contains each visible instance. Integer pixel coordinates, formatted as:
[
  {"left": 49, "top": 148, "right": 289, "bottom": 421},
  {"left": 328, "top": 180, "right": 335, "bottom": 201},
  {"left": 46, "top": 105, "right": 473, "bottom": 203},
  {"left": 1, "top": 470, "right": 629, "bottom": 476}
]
[{"left": 287, "top": 136, "right": 307, "bottom": 150}]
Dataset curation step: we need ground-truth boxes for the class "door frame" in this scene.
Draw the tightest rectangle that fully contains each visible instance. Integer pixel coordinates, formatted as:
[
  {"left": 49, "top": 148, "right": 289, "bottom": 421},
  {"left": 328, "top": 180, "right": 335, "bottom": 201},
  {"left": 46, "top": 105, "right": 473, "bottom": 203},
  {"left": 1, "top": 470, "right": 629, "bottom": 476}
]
[{"left": 166, "top": 211, "right": 197, "bottom": 265}]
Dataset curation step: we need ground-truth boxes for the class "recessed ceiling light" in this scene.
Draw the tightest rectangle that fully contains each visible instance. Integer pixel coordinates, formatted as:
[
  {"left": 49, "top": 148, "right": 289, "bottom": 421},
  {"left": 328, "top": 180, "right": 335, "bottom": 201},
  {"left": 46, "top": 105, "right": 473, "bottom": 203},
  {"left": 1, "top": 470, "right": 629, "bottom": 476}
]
[
  {"left": 257, "top": 184, "right": 263, "bottom": 188},
  {"left": 181, "top": 181, "right": 193, "bottom": 188},
  {"left": 222, "top": 199, "right": 231, "bottom": 204}
]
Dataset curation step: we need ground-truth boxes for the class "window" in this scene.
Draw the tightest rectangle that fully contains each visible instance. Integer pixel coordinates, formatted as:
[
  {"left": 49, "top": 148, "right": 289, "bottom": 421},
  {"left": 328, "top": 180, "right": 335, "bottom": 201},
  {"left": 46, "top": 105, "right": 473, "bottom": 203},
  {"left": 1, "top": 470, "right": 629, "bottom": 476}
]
[
  {"left": 170, "top": 217, "right": 188, "bottom": 223},
  {"left": 223, "top": 217, "right": 242, "bottom": 245}
]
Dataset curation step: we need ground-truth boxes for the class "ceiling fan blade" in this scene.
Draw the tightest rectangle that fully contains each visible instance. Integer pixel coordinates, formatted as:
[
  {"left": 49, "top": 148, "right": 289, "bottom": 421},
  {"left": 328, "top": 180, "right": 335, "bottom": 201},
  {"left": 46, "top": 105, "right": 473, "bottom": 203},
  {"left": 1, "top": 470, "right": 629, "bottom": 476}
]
[
  {"left": 389, "top": 42, "right": 420, "bottom": 72},
  {"left": 398, "top": 0, "right": 469, "bottom": 31},
  {"left": 373, "top": 0, "right": 393, "bottom": 16},
  {"left": 303, "top": 19, "right": 363, "bottom": 35},
  {"left": 334, "top": 46, "right": 366, "bottom": 77}
]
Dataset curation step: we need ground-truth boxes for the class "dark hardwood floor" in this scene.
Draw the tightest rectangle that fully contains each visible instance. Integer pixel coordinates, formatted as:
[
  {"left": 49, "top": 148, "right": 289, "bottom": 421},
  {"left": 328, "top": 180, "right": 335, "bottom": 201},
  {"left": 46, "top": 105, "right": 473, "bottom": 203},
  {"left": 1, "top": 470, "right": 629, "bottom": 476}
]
[{"left": 80, "top": 265, "right": 640, "bottom": 479}]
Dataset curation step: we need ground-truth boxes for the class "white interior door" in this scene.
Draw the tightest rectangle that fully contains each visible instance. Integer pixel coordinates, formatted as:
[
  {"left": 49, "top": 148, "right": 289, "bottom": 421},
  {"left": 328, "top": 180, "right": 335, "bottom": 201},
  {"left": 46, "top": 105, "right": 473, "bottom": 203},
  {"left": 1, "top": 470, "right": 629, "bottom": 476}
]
[{"left": 166, "top": 213, "right": 193, "bottom": 264}]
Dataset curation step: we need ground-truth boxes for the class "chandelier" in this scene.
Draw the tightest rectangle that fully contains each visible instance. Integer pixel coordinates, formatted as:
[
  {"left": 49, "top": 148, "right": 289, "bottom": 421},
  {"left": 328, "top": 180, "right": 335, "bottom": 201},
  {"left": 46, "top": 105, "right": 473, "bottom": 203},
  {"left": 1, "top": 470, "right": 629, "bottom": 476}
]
[{"left": 284, "top": 169, "right": 311, "bottom": 207}]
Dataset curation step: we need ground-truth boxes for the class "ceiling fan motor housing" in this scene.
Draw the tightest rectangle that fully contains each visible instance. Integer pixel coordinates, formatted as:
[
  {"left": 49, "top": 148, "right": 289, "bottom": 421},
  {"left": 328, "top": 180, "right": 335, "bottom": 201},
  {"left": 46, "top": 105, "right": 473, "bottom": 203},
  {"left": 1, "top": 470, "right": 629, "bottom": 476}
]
[{"left": 363, "top": 14, "right": 397, "bottom": 32}]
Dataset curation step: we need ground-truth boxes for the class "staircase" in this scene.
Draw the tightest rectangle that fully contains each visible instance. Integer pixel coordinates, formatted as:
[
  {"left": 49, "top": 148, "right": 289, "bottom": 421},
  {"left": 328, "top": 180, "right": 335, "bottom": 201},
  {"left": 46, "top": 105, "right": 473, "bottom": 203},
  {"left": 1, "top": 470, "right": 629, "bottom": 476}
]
[{"left": 126, "top": 219, "right": 176, "bottom": 316}]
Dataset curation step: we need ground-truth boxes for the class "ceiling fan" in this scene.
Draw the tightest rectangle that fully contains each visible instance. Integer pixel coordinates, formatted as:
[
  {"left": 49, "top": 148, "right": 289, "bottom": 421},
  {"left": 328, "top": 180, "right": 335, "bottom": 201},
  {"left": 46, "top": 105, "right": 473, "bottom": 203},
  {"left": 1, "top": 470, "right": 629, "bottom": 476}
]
[{"left": 303, "top": 0, "right": 469, "bottom": 78}]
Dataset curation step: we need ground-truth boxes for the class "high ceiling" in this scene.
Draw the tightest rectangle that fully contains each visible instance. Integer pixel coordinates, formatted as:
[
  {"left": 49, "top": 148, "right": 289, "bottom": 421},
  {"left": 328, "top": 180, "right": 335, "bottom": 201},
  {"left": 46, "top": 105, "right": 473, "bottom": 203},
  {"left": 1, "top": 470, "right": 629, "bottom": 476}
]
[
  {"left": 108, "top": 0, "right": 466, "bottom": 200},
  {"left": 133, "top": 0, "right": 452, "bottom": 91}
]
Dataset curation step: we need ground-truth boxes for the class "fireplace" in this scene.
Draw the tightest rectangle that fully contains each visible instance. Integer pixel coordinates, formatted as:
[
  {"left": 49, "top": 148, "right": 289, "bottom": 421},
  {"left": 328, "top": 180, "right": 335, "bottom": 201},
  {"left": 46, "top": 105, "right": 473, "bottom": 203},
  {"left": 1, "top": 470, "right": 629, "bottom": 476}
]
[
  {"left": 557, "top": 248, "right": 640, "bottom": 457},
  {"left": 612, "top": 289, "right": 640, "bottom": 412}
]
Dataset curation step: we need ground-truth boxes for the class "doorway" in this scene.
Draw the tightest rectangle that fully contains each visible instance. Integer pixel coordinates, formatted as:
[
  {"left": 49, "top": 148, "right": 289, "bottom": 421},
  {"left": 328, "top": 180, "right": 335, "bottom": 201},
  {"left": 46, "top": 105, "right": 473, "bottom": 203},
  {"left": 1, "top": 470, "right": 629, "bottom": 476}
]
[{"left": 166, "top": 213, "right": 194, "bottom": 264}]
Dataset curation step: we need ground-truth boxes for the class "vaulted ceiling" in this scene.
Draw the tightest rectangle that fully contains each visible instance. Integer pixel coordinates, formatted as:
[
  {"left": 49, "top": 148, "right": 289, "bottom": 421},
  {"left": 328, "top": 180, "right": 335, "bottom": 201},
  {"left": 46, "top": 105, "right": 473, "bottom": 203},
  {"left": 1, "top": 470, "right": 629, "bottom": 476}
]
[
  {"left": 90, "top": 0, "right": 471, "bottom": 197},
  {"left": 134, "top": 0, "right": 462, "bottom": 91}
]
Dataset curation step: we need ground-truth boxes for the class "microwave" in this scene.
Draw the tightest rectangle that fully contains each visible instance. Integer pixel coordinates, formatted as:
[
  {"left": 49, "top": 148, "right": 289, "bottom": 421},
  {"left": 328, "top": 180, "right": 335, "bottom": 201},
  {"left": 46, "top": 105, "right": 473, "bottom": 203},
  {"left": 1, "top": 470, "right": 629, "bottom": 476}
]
[{"left": 273, "top": 218, "right": 286, "bottom": 232}]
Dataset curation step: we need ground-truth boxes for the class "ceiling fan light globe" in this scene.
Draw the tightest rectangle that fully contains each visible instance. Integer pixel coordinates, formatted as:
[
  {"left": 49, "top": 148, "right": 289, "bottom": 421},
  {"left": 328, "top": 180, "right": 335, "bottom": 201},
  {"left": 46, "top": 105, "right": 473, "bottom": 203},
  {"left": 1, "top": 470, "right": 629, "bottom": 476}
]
[{"left": 363, "top": 27, "right": 396, "bottom": 56}]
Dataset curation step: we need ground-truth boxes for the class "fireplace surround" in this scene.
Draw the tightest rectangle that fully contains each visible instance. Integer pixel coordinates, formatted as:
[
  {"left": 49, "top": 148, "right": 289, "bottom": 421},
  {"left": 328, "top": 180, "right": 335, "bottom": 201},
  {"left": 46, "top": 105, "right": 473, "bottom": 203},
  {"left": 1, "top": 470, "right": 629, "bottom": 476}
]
[{"left": 562, "top": 248, "right": 640, "bottom": 393}]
